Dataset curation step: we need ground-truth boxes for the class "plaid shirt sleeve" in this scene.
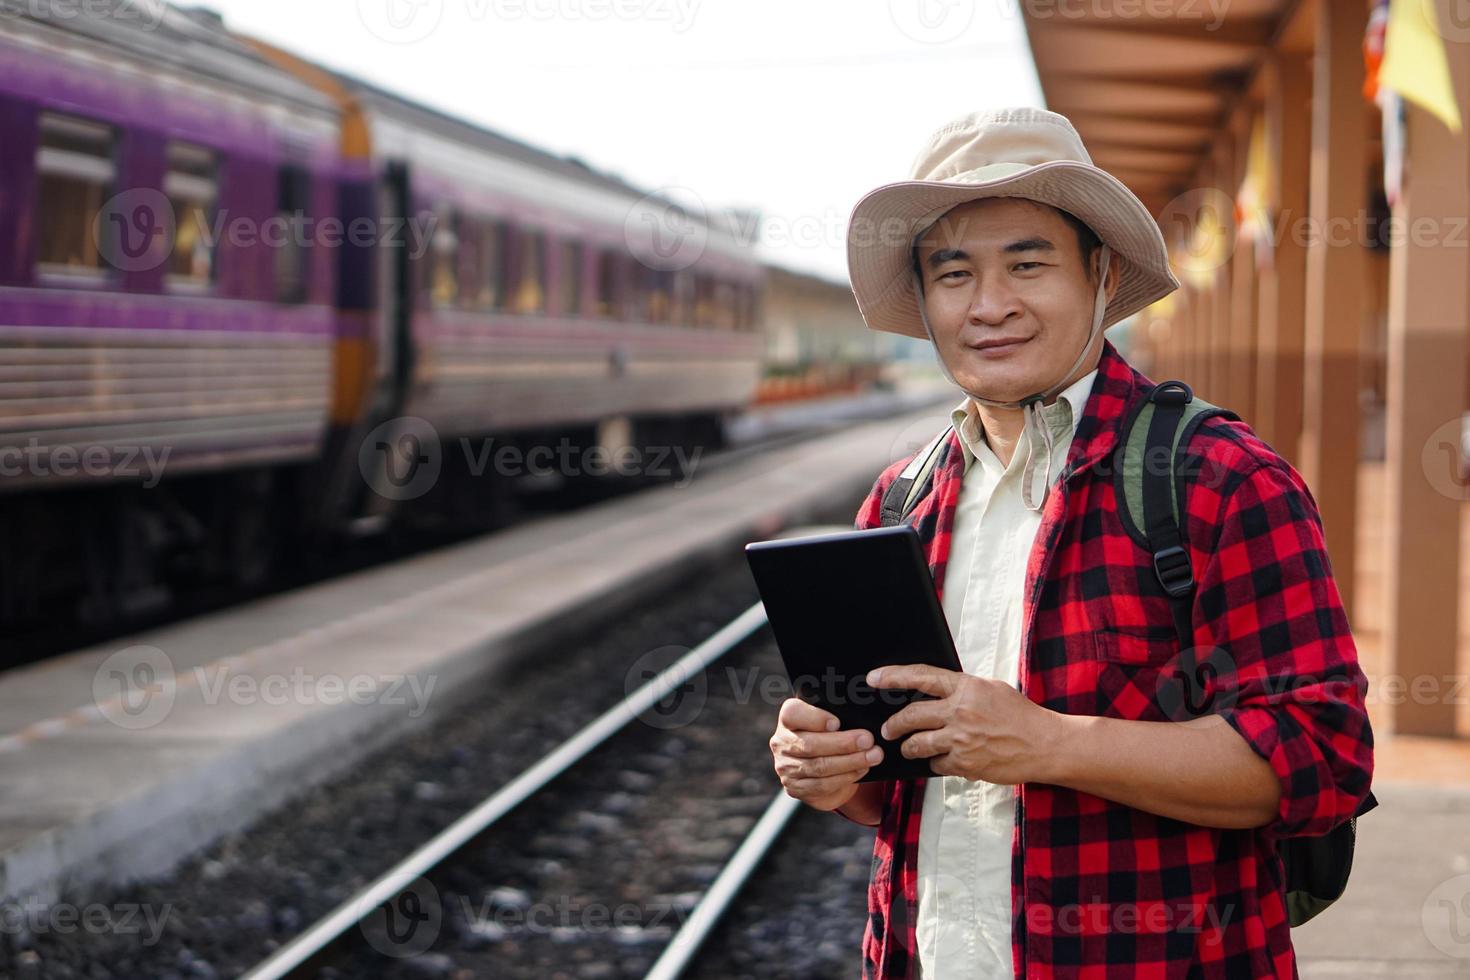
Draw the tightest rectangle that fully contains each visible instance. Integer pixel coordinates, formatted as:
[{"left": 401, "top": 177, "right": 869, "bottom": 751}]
[{"left": 1187, "top": 443, "right": 1375, "bottom": 841}]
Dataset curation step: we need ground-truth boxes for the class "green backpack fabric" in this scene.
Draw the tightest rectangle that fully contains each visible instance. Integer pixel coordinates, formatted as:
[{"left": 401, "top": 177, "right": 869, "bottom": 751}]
[{"left": 879, "top": 379, "right": 1375, "bottom": 927}]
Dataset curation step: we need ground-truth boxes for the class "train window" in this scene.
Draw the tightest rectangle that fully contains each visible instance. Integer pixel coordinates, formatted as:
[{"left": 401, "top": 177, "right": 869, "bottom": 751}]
[
  {"left": 713, "top": 280, "right": 737, "bottom": 330},
  {"left": 726, "top": 282, "right": 741, "bottom": 331},
  {"left": 35, "top": 113, "right": 116, "bottom": 278},
  {"left": 429, "top": 209, "right": 460, "bottom": 307},
  {"left": 735, "top": 283, "right": 752, "bottom": 330},
  {"left": 276, "top": 165, "right": 310, "bottom": 304},
  {"left": 469, "top": 220, "right": 507, "bottom": 311},
  {"left": 732, "top": 283, "right": 749, "bottom": 331},
  {"left": 593, "top": 249, "right": 621, "bottom": 318},
  {"left": 624, "top": 260, "right": 650, "bottom": 322},
  {"left": 672, "top": 269, "right": 695, "bottom": 326},
  {"left": 511, "top": 228, "right": 545, "bottom": 314},
  {"left": 693, "top": 275, "right": 716, "bottom": 328},
  {"left": 557, "top": 240, "right": 582, "bottom": 316},
  {"left": 744, "top": 282, "right": 762, "bottom": 331},
  {"left": 165, "top": 141, "right": 218, "bottom": 289},
  {"left": 646, "top": 267, "right": 674, "bottom": 324},
  {"left": 457, "top": 217, "right": 479, "bottom": 309}
]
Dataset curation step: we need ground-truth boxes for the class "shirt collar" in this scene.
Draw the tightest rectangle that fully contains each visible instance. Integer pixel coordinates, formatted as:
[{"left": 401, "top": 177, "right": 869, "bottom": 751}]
[{"left": 948, "top": 366, "right": 1100, "bottom": 474}]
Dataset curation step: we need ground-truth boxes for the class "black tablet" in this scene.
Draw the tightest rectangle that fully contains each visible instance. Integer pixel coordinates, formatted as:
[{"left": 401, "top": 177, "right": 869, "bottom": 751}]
[{"left": 744, "top": 524, "right": 962, "bottom": 782}]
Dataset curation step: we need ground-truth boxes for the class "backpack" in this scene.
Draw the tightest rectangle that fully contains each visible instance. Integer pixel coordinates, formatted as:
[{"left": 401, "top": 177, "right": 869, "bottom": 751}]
[{"left": 878, "top": 378, "right": 1377, "bottom": 927}]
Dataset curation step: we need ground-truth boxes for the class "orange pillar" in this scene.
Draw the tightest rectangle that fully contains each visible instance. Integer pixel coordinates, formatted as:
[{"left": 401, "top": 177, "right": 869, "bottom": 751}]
[
  {"left": 1184, "top": 284, "right": 1199, "bottom": 388},
  {"left": 1256, "top": 51, "right": 1312, "bottom": 465},
  {"left": 1300, "top": 0, "right": 1367, "bottom": 618},
  {"left": 1381, "top": 0, "right": 1470, "bottom": 737},
  {"left": 1228, "top": 105, "right": 1259, "bottom": 427},
  {"left": 1210, "top": 137, "right": 1235, "bottom": 406}
]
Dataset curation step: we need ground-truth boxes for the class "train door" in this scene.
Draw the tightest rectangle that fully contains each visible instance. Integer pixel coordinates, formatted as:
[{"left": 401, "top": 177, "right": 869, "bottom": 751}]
[
  {"left": 379, "top": 159, "right": 415, "bottom": 415},
  {"left": 312, "top": 158, "right": 422, "bottom": 536},
  {"left": 347, "top": 158, "right": 435, "bottom": 528}
]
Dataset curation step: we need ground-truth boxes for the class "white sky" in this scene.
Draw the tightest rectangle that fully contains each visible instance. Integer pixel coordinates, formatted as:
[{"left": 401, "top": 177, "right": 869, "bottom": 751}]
[{"left": 196, "top": 0, "right": 1044, "bottom": 283}]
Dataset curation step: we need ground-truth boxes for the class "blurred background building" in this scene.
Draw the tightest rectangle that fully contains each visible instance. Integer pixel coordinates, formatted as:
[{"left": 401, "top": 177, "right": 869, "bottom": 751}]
[{"left": 756, "top": 264, "right": 932, "bottom": 404}]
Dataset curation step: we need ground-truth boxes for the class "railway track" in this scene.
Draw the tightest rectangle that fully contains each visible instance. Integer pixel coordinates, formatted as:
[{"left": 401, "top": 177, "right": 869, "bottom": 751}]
[
  {"left": 220, "top": 595, "right": 809, "bottom": 980},
  {"left": 234, "top": 532, "right": 865, "bottom": 980},
  {"left": 0, "top": 400, "right": 937, "bottom": 978}
]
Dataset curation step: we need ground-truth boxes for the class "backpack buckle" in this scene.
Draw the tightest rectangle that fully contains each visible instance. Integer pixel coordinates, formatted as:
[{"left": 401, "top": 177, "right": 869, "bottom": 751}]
[
  {"left": 1150, "top": 381, "right": 1192, "bottom": 406},
  {"left": 1152, "top": 544, "right": 1194, "bottom": 597}
]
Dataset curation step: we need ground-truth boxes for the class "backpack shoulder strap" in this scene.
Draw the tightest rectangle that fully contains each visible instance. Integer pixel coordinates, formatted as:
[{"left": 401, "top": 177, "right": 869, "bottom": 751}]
[
  {"left": 879, "top": 424, "right": 954, "bottom": 527},
  {"left": 1114, "top": 380, "right": 1239, "bottom": 647}
]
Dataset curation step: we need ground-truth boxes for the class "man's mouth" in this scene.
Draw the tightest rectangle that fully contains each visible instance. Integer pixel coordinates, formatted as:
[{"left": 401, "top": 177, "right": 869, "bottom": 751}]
[{"left": 967, "top": 336, "right": 1031, "bottom": 355}]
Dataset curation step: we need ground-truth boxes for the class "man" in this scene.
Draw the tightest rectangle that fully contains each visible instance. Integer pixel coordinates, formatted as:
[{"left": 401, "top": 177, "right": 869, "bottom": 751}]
[{"left": 767, "top": 107, "right": 1374, "bottom": 979}]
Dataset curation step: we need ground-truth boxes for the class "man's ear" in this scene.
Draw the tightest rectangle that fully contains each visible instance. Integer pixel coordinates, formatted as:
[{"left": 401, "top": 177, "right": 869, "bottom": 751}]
[{"left": 1103, "top": 250, "right": 1121, "bottom": 302}]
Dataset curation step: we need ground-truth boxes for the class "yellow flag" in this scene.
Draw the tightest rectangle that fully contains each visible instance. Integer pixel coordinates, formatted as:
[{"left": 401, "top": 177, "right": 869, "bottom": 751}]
[
  {"left": 1380, "top": 0, "right": 1462, "bottom": 132},
  {"left": 1180, "top": 206, "right": 1228, "bottom": 289},
  {"left": 1237, "top": 115, "right": 1275, "bottom": 273}
]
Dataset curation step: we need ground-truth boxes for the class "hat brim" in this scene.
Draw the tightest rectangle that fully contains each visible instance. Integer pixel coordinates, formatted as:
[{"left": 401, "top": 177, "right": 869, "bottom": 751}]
[{"left": 846, "top": 159, "right": 1180, "bottom": 340}]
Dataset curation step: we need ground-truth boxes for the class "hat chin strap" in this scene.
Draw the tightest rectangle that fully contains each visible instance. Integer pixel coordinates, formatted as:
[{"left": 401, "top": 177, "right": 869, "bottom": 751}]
[{"left": 914, "top": 242, "right": 1112, "bottom": 513}]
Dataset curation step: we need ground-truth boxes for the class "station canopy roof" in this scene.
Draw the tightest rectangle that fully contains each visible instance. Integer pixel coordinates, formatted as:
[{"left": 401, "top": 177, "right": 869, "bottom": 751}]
[{"left": 1020, "top": 0, "right": 1306, "bottom": 217}]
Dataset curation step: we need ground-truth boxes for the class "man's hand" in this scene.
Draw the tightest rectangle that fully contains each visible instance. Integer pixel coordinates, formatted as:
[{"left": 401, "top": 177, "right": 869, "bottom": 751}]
[
  {"left": 871, "top": 664, "right": 1282, "bottom": 829},
  {"left": 869, "top": 664, "right": 1062, "bottom": 784},
  {"left": 770, "top": 697, "right": 884, "bottom": 811}
]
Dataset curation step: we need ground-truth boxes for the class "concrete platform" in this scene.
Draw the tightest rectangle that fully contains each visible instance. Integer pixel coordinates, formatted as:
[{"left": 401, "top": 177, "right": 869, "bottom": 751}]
[
  {"left": 0, "top": 401, "right": 957, "bottom": 908},
  {"left": 1295, "top": 781, "right": 1470, "bottom": 978}
]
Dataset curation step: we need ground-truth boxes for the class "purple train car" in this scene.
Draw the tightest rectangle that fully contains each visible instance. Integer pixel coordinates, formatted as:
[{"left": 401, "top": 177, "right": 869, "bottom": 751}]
[
  {"left": 248, "top": 46, "right": 766, "bottom": 532},
  {"left": 0, "top": 2, "right": 765, "bottom": 637},
  {"left": 0, "top": 4, "right": 343, "bottom": 628}
]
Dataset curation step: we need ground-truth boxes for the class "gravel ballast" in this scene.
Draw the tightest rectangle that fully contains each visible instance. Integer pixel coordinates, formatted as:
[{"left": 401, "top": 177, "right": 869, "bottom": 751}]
[{"left": 3, "top": 510, "right": 881, "bottom": 979}]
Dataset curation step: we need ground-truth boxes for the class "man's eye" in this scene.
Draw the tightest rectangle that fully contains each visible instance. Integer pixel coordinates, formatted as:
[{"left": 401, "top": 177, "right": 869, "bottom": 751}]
[
  {"left": 939, "top": 269, "right": 969, "bottom": 280},
  {"left": 1014, "top": 262, "right": 1043, "bottom": 271}
]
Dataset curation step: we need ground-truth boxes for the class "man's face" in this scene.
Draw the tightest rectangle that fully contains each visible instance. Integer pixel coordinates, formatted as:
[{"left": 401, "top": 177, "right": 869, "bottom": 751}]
[{"left": 913, "top": 197, "right": 1118, "bottom": 403}]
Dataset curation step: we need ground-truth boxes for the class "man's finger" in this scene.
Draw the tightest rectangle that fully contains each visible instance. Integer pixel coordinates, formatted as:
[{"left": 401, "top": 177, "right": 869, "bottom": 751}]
[
  {"left": 879, "top": 700, "right": 945, "bottom": 741},
  {"left": 778, "top": 697, "right": 839, "bottom": 732},
  {"left": 899, "top": 729, "right": 947, "bottom": 760},
  {"left": 799, "top": 747, "right": 883, "bottom": 779},
  {"left": 867, "top": 664, "right": 961, "bottom": 697},
  {"left": 784, "top": 728, "right": 875, "bottom": 759},
  {"left": 788, "top": 769, "right": 870, "bottom": 798}
]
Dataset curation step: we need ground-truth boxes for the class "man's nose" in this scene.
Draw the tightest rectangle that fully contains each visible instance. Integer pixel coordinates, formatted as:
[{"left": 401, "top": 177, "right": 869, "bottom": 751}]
[{"left": 966, "top": 271, "right": 1023, "bottom": 326}]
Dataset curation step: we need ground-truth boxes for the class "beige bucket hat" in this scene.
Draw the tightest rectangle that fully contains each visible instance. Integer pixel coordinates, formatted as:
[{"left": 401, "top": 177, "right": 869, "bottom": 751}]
[
  {"left": 846, "top": 106, "right": 1179, "bottom": 341},
  {"left": 845, "top": 107, "right": 1180, "bottom": 514}
]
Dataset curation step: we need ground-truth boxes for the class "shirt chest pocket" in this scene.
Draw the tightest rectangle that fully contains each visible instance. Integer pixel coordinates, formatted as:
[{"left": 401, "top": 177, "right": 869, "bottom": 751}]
[
  {"left": 1089, "top": 622, "right": 1181, "bottom": 722},
  {"left": 1090, "top": 625, "right": 1179, "bottom": 667}
]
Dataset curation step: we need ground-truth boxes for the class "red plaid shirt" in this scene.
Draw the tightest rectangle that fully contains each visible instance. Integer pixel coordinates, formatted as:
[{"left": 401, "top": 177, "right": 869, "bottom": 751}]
[{"left": 850, "top": 338, "right": 1374, "bottom": 979}]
